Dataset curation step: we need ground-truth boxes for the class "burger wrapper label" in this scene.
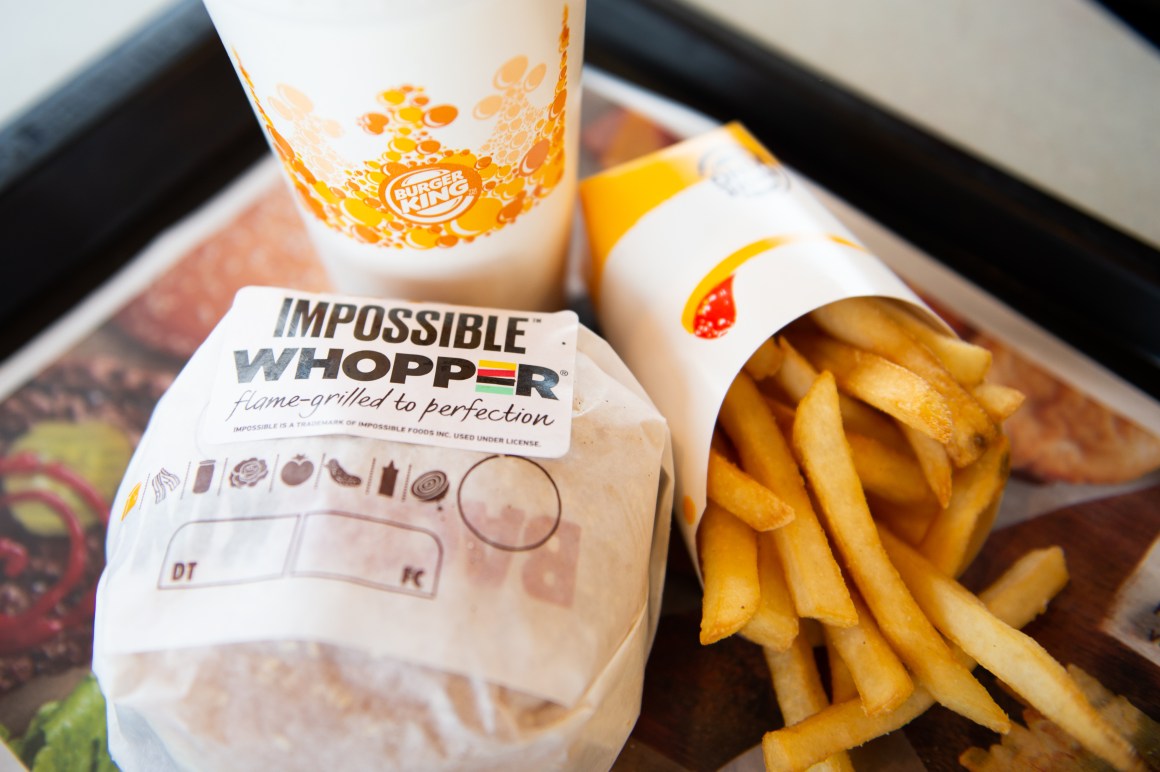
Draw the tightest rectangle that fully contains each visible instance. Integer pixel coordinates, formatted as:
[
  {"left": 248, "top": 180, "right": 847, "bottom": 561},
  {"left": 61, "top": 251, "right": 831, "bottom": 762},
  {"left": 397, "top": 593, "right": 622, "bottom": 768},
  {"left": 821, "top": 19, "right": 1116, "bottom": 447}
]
[
  {"left": 94, "top": 288, "right": 672, "bottom": 770},
  {"left": 202, "top": 287, "right": 578, "bottom": 458},
  {"left": 580, "top": 123, "right": 927, "bottom": 561}
]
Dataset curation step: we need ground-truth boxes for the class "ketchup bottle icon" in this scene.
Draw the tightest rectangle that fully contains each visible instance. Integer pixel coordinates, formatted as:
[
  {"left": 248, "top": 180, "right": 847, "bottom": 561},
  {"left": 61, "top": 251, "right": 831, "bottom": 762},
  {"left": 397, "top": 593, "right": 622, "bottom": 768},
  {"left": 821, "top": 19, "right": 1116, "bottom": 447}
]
[{"left": 378, "top": 462, "right": 399, "bottom": 497}]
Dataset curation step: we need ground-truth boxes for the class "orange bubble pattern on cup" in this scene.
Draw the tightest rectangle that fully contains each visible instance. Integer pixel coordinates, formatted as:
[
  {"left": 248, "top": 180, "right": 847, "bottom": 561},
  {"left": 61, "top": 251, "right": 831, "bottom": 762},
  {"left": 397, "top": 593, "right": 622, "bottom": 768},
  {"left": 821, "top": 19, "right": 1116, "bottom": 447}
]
[{"left": 238, "top": 6, "right": 572, "bottom": 252}]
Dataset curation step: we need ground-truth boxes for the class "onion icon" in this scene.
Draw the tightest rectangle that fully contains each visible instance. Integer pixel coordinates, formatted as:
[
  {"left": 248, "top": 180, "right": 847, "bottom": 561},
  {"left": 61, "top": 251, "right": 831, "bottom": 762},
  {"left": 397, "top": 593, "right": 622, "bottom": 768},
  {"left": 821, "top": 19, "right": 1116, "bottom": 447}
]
[
  {"left": 411, "top": 470, "right": 449, "bottom": 502},
  {"left": 229, "top": 458, "right": 268, "bottom": 488}
]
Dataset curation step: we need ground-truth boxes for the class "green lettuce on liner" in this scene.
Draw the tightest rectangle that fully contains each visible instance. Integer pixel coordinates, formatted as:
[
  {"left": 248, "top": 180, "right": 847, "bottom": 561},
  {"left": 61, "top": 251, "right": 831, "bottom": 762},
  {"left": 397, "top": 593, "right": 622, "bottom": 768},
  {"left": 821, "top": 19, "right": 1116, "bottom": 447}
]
[{"left": 2, "top": 674, "right": 117, "bottom": 771}]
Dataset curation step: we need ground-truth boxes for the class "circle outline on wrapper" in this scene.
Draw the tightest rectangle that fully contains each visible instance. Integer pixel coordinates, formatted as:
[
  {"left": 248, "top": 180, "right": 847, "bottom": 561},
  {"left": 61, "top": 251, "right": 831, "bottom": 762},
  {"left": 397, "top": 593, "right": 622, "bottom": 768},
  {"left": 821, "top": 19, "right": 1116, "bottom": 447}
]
[{"left": 456, "top": 454, "right": 561, "bottom": 551}]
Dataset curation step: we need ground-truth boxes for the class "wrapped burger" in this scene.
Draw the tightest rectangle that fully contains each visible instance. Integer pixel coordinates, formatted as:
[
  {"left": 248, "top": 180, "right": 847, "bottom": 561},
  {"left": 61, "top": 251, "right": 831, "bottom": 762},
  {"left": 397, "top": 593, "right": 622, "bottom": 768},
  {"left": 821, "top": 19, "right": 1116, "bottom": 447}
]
[{"left": 92, "top": 286, "right": 672, "bottom": 771}]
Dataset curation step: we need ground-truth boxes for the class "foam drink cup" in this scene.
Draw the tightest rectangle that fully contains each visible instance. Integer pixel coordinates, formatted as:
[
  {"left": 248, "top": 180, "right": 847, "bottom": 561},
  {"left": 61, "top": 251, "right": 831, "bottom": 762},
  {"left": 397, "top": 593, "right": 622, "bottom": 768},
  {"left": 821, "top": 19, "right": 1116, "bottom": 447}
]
[{"left": 202, "top": 0, "right": 584, "bottom": 311}]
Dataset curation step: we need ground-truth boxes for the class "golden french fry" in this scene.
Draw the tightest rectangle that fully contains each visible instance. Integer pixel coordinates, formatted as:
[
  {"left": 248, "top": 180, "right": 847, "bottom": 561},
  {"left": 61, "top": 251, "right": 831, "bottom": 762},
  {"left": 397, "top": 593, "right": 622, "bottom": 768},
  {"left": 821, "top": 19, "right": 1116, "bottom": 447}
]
[
  {"left": 770, "top": 335, "right": 819, "bottom": 402},
  {"left": 881, "top": 528, "right": 1142, "bottom": 771},
  {"left": 766, "top": 634, "right": 830, "bottom": 725},
  {"left": 846, "top": 431, "right": 934, "bottom": 506},
  {"left": 793, "top": 371, "right": 1007, "bottom": 733},
  {"left": 765, "top": 634, "right": 856, "bottom": 772},
  {"left": 791, "top": 333, "right": 954, "bottom": 445},
  {"left": 920, "top": 435, "right": 1010, "bottom": 576},
  {"left": 824, "top": 635, "right": 858, "bottom": 705},
  {"left": 977, "top": 546, "right": 1067, "bottom": 624},
  {"left": 823, "top": 590, "right": 913, "bottom": 716},
  {"left": 745, "top": 337, "right": 786, "bottom": 382},
  {"left": 842, "top": 406, "right": 911, "bottom": 456},
  {"left": 720, "top": 372, "right": 857, "bottom": 627},
  {"left": 898, "top": 421, "right": 954, "bottom": 509},
  {"left": 810, "top": 298, "right": 997, "bottom": 466},
  {"left": 776, "top": 336, "right": 908, "bottom": 451},
  {"left": 767, "top": 396, "right": 929, "bottom": 508},
  {"left": 763, "top": 395, "right": 798, "bottom": 435},
  {"left": 763, "top": 543, "right": 1071, "bottom": 772},
  {"left": 740, "top": 533, "right": 800, "bottom": 651},
  {"left": 873, "top": 298, "right": 992, "bottom": 387},
  {"left": 959, "top": 493, "right": 1004, "bottom": 577},
  {"left": 707, "top": 448, "right": 796, "bottom": 532},
  {"left": 698, "top": 502, "right": 760, "bottom": 645},
  {"left": 972, "top": 382, "right": 1025, "bottom": 423},
  {"left": 765, "top": 686, "right": 939, "bottom": 772},
  {"left": 867, "top": 495, "right": 940, "bottom": 547}
]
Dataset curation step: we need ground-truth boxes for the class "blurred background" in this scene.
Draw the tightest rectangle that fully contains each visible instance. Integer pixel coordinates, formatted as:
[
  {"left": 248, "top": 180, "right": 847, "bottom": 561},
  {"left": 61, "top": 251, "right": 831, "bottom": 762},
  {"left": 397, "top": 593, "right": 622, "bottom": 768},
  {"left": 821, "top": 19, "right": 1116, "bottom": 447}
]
[{"left": 4, "top": 0, "right": 1158, "bottom": 249}]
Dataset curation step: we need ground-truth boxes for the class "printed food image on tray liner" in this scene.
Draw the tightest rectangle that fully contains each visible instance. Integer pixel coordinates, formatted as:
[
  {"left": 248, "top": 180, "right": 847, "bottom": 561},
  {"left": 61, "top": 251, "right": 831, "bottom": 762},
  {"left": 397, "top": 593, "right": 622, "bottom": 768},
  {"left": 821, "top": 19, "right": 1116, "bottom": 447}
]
[
  {"left": 0, "top": 362, "right": 171, "bottom": 697},
  {"left": 0, "top": 170, "right": 330, "bottom": 734}
]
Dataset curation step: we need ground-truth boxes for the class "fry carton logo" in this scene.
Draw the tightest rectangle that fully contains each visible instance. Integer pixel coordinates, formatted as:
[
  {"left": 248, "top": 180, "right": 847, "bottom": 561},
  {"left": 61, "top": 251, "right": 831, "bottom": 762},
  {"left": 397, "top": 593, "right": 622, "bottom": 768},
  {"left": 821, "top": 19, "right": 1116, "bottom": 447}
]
[
  {"left": 698, "top": 144, "right": 788, "bottom": 197},
  {"left": 382, "top": 163, "right": 483, "bottom": 224}
]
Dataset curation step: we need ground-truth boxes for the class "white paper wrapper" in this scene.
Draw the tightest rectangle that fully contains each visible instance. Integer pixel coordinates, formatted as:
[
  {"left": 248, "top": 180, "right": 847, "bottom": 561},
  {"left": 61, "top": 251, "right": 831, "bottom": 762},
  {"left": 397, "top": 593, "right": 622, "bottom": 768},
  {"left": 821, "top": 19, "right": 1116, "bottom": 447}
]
[
  {"left": 580, "top": 123, "right": 930, "bottom": 559},
  {"left": 92, "top": 288, "right": 672, "bottom": 771}
]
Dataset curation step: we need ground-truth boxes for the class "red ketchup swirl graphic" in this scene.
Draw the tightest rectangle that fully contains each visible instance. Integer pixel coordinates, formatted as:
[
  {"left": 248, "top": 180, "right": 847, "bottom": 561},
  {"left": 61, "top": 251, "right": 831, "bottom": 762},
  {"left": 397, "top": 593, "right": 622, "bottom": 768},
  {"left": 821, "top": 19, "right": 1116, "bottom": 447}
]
[
  {"left": 691, "top": 274, "right": 737, "bottom": 339},
  {"left": 0, "top": 454, "right": 108, "bottom": 655},
  {"left": 681, "top": 235, "right": 867, "bottom": 340}
]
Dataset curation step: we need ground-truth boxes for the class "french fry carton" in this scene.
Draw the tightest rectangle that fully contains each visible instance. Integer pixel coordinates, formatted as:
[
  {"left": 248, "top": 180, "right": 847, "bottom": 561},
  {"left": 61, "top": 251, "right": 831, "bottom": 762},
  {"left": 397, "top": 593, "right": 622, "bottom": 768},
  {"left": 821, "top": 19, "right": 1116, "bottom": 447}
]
[{"left": 579, "top": 123, "right": 931, "bottom": 560}]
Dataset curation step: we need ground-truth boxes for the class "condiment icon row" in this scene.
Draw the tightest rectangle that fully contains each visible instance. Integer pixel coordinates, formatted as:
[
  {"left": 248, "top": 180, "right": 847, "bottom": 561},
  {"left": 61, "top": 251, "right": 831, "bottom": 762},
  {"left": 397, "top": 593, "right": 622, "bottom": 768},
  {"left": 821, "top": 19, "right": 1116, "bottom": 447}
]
[{"left": 145, "top": 455, "right": 450, "bottom": 504}]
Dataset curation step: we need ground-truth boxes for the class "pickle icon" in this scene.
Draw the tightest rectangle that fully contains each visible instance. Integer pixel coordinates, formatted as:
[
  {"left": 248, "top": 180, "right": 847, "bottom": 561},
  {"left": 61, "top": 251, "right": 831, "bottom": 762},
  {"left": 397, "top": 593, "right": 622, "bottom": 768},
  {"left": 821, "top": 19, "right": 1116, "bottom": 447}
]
[{"left": 326, "top": 459, "right": 361, "bottom": 487}]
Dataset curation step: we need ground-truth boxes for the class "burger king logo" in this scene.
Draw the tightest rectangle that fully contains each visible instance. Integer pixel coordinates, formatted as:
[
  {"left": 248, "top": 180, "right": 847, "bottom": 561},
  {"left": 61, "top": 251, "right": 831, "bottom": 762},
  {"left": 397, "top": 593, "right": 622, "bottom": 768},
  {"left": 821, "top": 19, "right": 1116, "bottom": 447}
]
[{"left": 381, "top": 162, "right": 483, "bottom": 225}]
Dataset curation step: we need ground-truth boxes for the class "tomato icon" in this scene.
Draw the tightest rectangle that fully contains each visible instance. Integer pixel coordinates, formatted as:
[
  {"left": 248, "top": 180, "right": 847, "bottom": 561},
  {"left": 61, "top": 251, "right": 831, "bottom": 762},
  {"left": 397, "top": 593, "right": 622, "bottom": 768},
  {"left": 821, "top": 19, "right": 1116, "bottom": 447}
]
[{"left": 281, "top": 455, "right": 314, "bottom": 486}]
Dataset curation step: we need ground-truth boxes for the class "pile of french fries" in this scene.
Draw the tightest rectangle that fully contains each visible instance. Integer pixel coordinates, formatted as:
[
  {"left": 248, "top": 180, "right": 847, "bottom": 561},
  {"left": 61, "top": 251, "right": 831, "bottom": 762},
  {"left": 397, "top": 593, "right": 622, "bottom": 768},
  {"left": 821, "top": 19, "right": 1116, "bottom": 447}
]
[{"left": 699, "top": 296, "right": 1145, "bottom": 771}]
